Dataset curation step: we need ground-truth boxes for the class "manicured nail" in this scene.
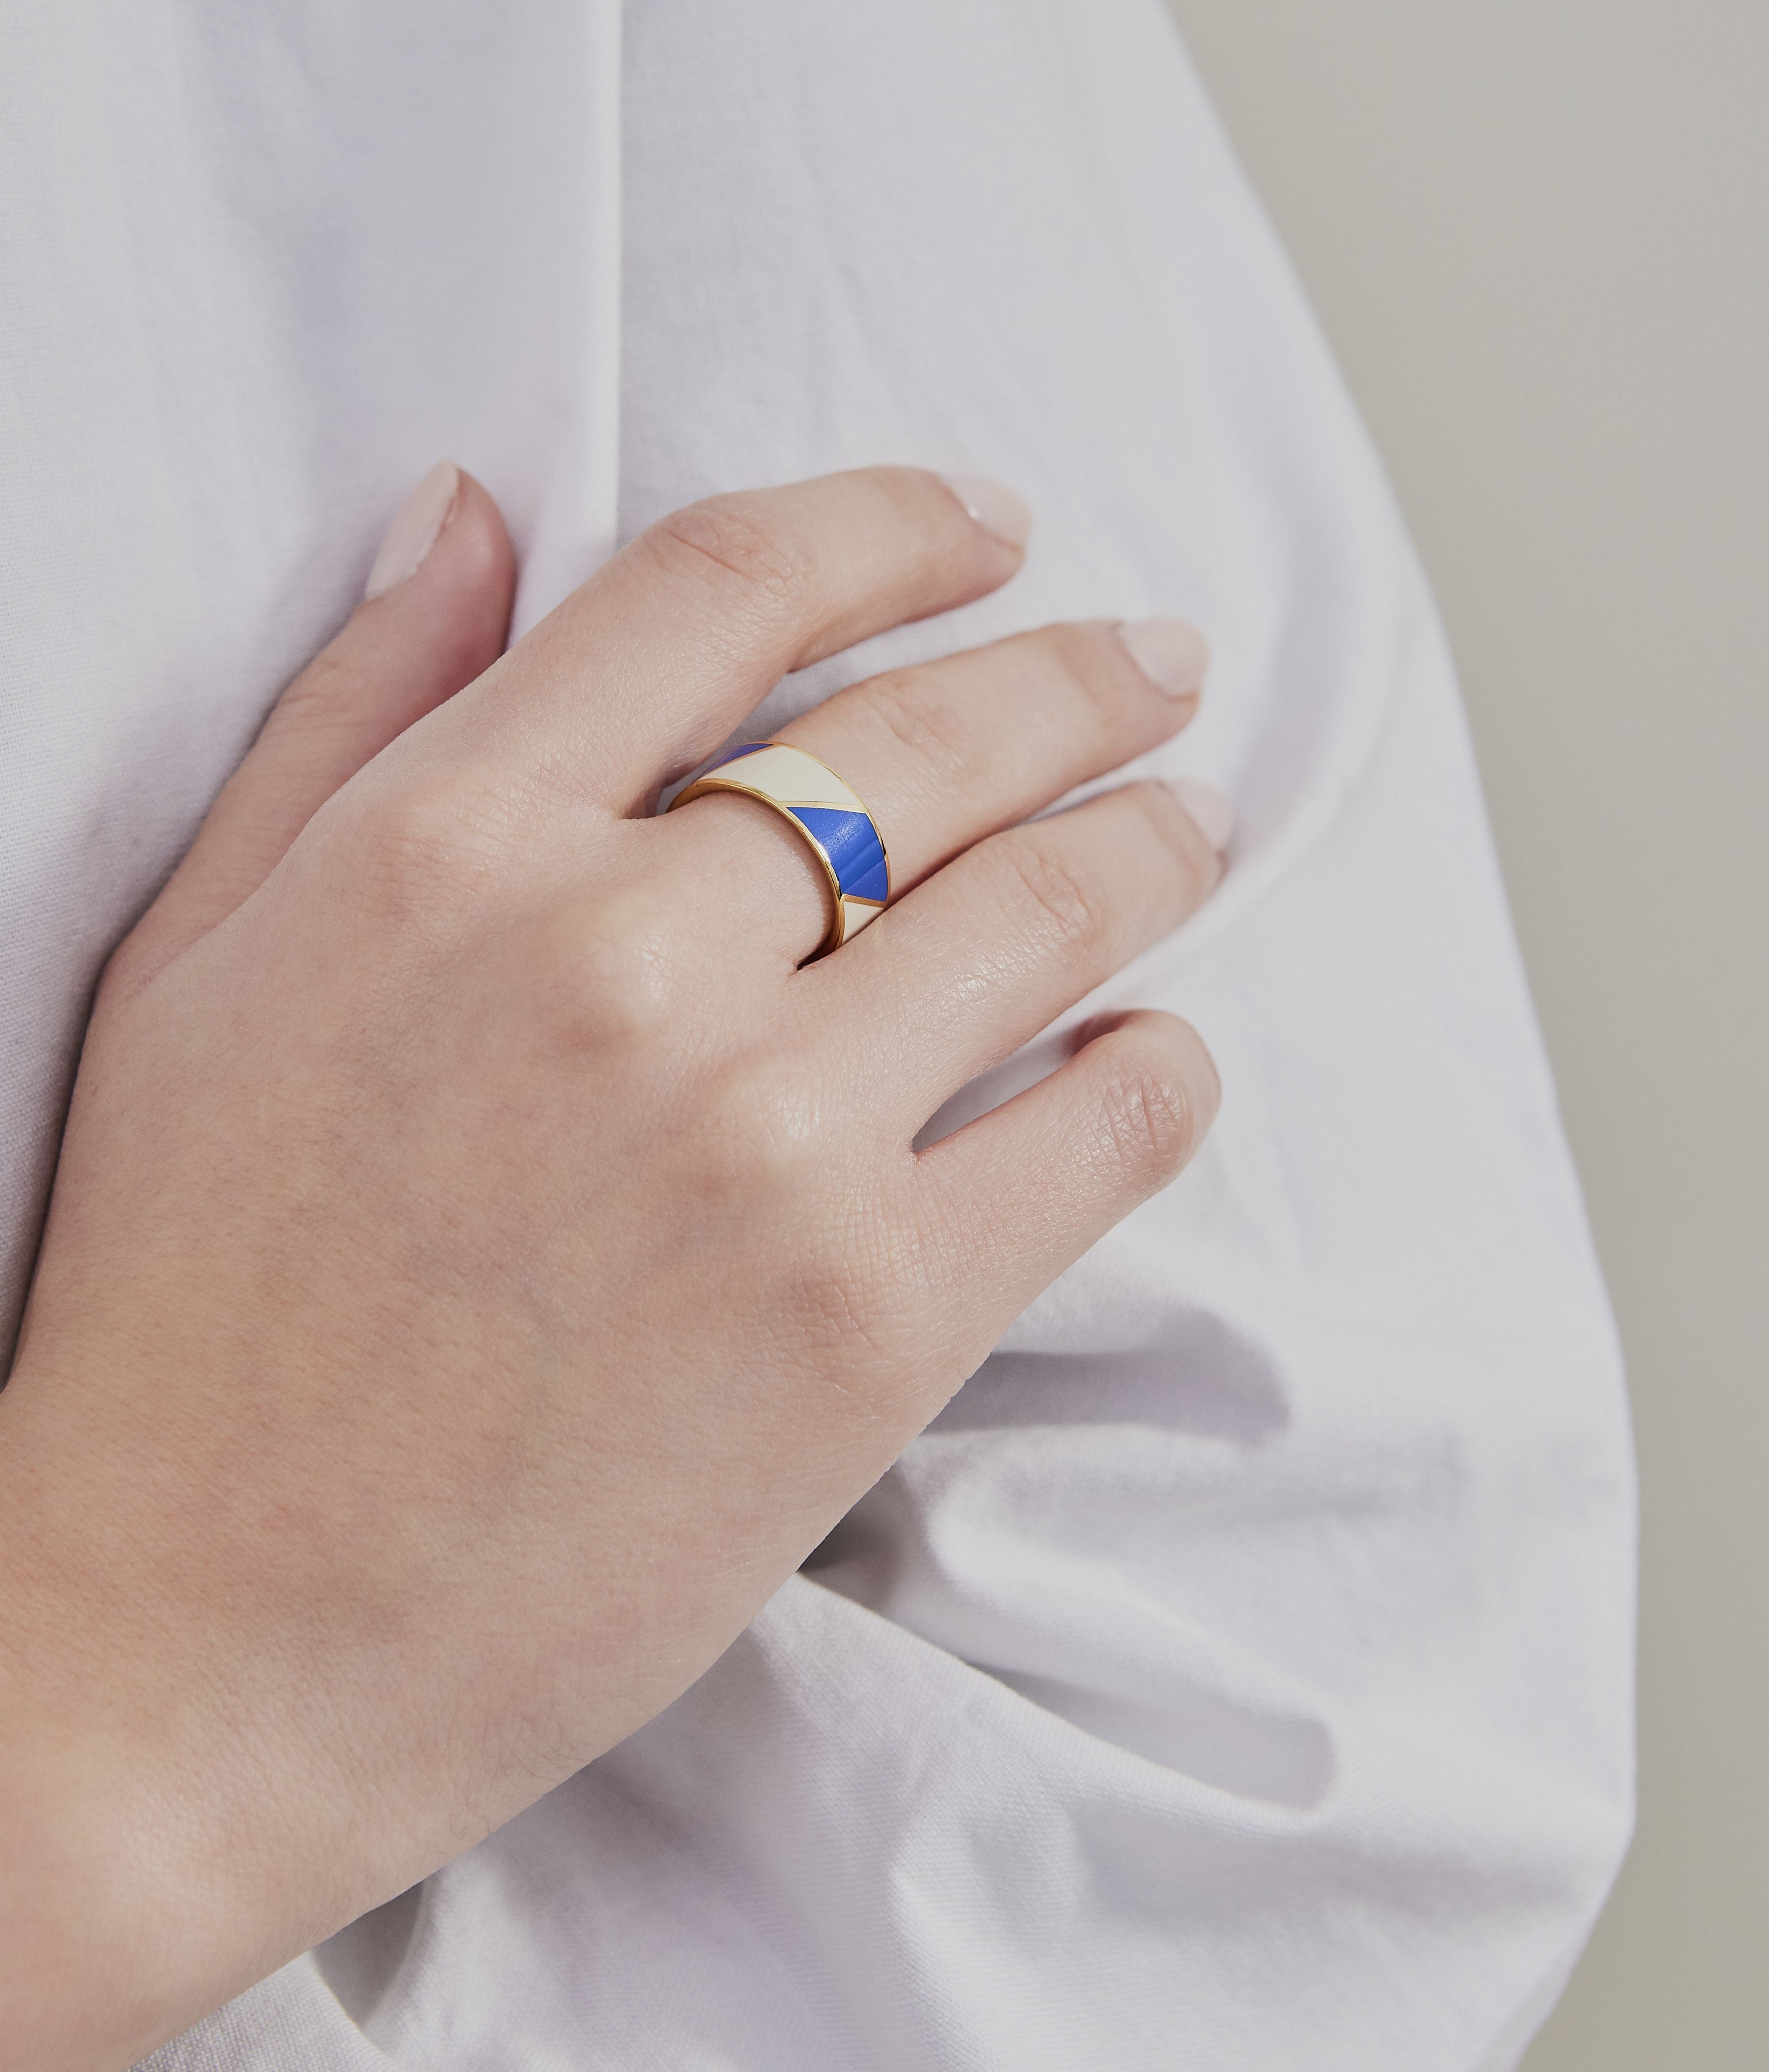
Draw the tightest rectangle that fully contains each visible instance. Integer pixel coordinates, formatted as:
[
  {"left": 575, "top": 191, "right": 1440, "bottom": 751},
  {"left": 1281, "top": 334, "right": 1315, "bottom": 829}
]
[
  {"left": 1167, "top": 777, "right": 1235, "bottom": 855},
  {"left": 1116, "top": 617, "right": 1209, "bottom": 699},
  {"left": 364, "top": 458, "right": 460, "bottom": 600},
  {"left": 939, "top": 473, "right": 1032, "bottom": 550}
]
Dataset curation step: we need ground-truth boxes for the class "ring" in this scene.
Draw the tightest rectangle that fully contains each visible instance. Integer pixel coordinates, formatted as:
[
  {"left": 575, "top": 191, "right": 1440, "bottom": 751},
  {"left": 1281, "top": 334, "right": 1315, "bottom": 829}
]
[{"left": 668, "top": 741, "right": 891, "bottom": 958}]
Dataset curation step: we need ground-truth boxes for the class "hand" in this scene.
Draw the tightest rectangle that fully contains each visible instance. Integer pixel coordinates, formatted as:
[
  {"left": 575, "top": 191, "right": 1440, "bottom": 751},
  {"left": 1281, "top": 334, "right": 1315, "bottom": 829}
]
[{"left": 0, "top": 464, "right": 1224, "bottom": 2069}]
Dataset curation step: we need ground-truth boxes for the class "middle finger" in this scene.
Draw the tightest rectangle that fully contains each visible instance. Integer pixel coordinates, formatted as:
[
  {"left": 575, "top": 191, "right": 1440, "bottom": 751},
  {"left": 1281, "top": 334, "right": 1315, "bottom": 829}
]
[{"left": 665, "top": 617, "right": 1207, "bottom": 962}]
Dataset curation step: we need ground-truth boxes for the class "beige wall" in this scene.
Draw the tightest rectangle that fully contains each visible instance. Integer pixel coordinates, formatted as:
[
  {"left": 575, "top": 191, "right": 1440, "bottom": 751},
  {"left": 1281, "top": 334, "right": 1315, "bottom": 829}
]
[{"left": 1162, "top": 3, "right": 1768, "bottom": 2065}]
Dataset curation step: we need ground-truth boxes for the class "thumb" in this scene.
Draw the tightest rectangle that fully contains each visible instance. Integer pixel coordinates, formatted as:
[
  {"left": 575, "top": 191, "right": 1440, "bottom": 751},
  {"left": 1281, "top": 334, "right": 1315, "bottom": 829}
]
[{"left": 108, "top": 460, "right": 515, "bottom": 1002}]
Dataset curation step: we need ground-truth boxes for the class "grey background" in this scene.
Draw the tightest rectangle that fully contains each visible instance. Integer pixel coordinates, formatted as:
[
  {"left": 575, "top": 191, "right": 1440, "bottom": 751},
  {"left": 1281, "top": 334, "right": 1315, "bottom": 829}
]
[{"left": 1163, "top": 3, "right": 1767, "bottom": 2065}]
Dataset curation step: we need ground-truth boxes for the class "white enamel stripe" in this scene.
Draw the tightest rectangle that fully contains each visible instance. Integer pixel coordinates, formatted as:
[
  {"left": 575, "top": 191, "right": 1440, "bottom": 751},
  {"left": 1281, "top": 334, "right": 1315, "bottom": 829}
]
[
  {"left": 709, "top": 742, "right": 867, "bottom": 814},
  {"left": 835, "top": 895, "right": 886, "bottom": 945}
]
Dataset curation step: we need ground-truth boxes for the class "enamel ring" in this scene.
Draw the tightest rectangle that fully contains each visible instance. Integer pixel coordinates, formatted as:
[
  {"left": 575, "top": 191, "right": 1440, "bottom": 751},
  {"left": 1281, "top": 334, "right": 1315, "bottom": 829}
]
[{"left": 668, "top": 742, "right": 891, "bottom": 958}]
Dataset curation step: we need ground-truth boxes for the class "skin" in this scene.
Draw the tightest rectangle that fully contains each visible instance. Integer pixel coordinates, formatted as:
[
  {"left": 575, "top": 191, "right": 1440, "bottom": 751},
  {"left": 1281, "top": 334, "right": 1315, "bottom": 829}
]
[{"left": 0, "top": 465, "right": 1222, "bottom": 2070}]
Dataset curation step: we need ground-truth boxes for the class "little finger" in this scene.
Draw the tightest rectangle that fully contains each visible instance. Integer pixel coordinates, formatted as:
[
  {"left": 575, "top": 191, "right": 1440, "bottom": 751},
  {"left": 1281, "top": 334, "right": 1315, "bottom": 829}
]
[{"left": 915, "top": 1008, "right": 1221, "bottom": 1323}]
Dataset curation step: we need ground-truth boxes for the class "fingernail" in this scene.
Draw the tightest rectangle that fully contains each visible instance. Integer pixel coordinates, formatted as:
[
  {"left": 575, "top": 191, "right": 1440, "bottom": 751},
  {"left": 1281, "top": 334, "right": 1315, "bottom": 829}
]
[
  {"left": 939, "top": 473, "right": 1032, "bottom": 550},
  {"left": 1167, "top": 777, "right": 1235, "bottom": 855},
  {"left": 364, "top": 458, "right": 460, "bottom": 600},
  {"left": 1115, "top": 617, "right": 1209, "bottom": 699}
]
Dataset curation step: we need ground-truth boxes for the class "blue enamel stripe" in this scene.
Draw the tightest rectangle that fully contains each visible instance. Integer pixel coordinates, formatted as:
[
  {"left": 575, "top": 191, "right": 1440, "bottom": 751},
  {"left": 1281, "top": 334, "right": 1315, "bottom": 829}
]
[
  {"left": 709, "top": 743, "right": 769, "bottom": 769},
  {"left": 793, "top": 806, "right": 889, "bottom": 904}
]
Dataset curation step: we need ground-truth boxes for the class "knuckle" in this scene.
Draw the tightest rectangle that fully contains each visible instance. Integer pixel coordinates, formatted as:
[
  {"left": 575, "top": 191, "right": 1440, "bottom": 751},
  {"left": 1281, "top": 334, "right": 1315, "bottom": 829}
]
[
  {"left": 347, "top": 778, "right": 506, "bottom": 926},
  {"left": 271, "top": 647, "right": 364, "bottom": 743},
  {"left": 1095, "top": 1043, "right": 1200, "bottom": 1180},
  {"left": 990, "top": 828, "right": 1113, "bottom": 957},
  {"left": 533, "top": 887, "right": 678, "bottom": 1048},
  {"left": 851, "top": 667, "right": 977, "bottom": 770},
  {"left": 691, "top": 1053, "right": 828, "bottom": 1198},
  {"left": 641, "top": 495, "right": 815, "bottom": 620}
]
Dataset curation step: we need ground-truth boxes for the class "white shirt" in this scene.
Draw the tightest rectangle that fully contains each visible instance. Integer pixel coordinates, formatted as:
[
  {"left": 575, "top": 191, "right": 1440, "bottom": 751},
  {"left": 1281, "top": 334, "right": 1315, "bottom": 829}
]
[{"left": 0, "top": 2, "right": 1634, "bottom": 2065}]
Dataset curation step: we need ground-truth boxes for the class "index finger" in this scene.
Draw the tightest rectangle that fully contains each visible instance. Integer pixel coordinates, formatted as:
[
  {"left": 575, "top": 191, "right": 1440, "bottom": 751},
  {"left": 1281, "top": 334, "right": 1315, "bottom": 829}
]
[{"left": 450, "top": 466, "right": 1029, "bottom": 811}]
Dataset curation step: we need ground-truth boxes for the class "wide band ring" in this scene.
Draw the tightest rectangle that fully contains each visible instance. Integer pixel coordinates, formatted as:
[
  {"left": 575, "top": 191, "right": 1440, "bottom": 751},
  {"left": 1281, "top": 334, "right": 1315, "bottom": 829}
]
[{"left": 668, "top": 741, "right": 891, "bottom": 959}]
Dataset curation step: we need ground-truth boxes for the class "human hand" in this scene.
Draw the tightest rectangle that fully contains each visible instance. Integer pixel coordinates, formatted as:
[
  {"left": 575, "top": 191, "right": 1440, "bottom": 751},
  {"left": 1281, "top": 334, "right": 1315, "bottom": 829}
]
[{"left": 0, "top": 463, "right": 1225, "bottom": 2069}]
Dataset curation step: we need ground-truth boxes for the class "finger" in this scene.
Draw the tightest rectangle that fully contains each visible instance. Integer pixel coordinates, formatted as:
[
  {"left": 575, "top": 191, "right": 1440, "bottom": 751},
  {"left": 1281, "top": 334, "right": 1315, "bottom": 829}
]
[
  {"left": 814, "top": 779, "right": 1231, "bottom": 1122},
  {"left": 666, "top": 615, "right": 1208, "bottom": 962},
  {"left": 107, "top": 462, "right": 515, "bottom": 1002},
  {"left": 458, "top": 467, "right": 1028, "bottom": 810},
  {"left": 915, "top": 1008, "right": 1220, "bottom": 1327}
]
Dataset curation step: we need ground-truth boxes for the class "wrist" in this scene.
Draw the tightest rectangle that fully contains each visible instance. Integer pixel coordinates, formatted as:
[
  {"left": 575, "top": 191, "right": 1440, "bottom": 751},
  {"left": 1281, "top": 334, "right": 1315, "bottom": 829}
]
[{"left": 0, "top": 1386, "right": 273, "bottom": 2071}]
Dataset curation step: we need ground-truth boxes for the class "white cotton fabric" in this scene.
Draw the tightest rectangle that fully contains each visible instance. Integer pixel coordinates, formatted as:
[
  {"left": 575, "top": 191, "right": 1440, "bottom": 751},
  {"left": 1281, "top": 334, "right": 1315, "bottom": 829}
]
[{"left": 0, "top": 2, "right": 1634, "bottom": 2066}]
